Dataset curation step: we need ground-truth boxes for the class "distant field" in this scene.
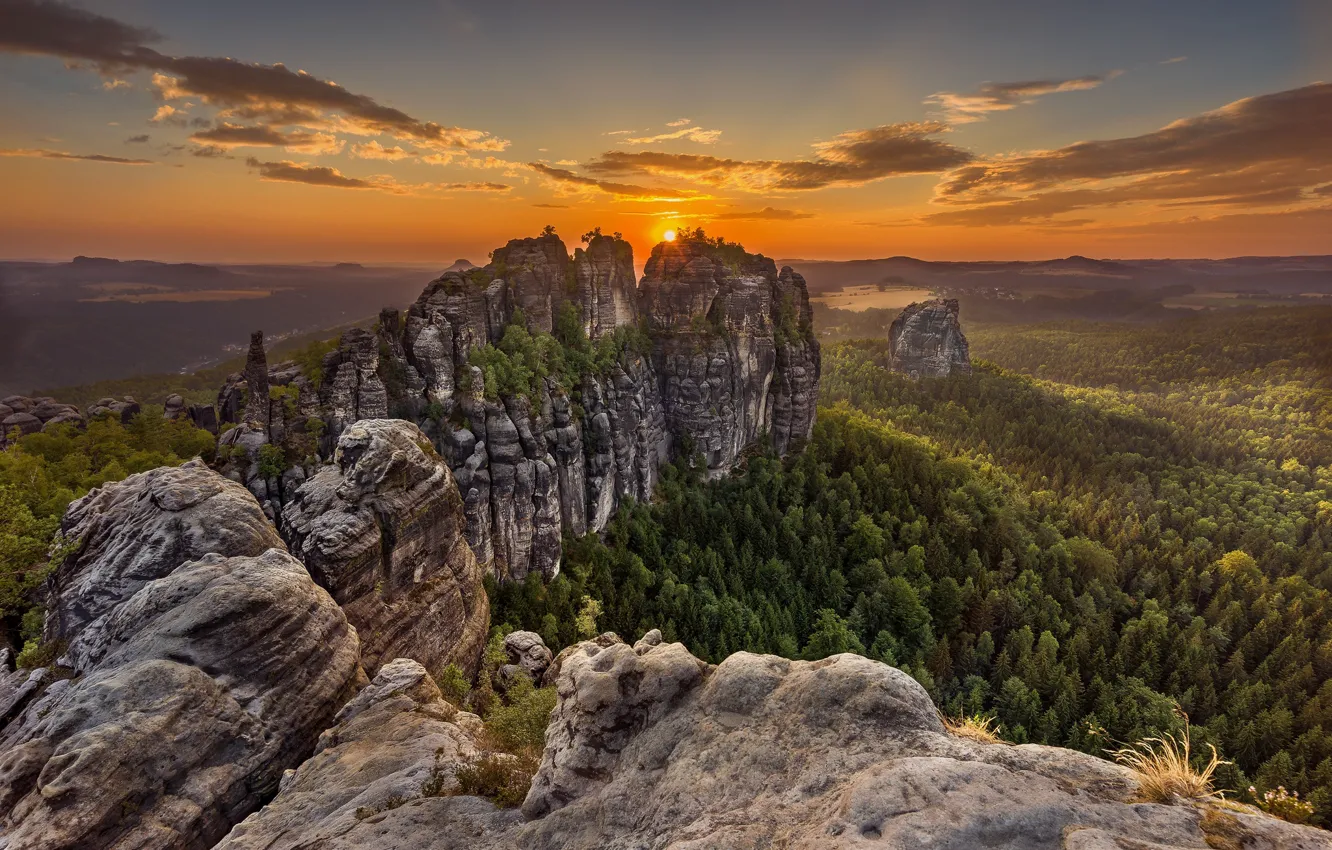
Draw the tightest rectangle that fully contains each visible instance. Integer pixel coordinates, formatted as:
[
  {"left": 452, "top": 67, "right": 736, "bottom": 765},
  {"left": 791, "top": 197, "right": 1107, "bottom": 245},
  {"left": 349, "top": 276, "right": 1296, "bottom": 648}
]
[
  {"left": 80, "top": 289, "right": 277, "bottom": 303},
  {"left": 811, "top": 285, "right": 933, "bottom": 312}
]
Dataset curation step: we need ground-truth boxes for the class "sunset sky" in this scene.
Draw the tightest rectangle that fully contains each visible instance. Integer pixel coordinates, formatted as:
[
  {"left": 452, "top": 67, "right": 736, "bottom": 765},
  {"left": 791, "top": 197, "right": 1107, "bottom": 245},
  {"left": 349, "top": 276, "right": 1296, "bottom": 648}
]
[{"left": 2, "top": 0, "right": 1331, "bottom": 263}]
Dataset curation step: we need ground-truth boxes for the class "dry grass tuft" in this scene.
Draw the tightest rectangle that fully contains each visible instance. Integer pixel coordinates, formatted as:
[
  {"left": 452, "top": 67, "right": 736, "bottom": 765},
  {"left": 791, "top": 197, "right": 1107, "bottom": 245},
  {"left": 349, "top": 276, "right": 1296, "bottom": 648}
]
[
  {"left": 943, "top": 713, "right": 1004, "bottom": 745},
  {"left": 1111, "top": 725, "right": 1229, "bottom": 804}
]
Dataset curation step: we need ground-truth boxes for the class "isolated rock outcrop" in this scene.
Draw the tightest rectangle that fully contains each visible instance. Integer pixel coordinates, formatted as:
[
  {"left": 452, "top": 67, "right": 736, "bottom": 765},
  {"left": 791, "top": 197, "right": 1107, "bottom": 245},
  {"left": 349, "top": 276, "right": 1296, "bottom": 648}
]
[
  {"left": 213, "top": 231, "right": 818, "bottom": 583},
  {"left": 0, "top": 461, "right": 364, "bottom": 850},
  {"left": 889, "top": 298, "right": 972, "bottom": 378},
  {"left": 281, "top": 419, "right": 489, "bottom": 677}
]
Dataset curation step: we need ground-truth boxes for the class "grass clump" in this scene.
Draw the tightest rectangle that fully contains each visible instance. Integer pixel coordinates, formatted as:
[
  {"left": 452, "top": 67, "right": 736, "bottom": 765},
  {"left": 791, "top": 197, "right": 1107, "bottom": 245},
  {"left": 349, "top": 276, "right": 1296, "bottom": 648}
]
[
  {"left": 1111, "top": 724, "right": 1229, "bottom": 804},
  {"left": 943, "top": 713, "right": 1004, "bottom": 745}
]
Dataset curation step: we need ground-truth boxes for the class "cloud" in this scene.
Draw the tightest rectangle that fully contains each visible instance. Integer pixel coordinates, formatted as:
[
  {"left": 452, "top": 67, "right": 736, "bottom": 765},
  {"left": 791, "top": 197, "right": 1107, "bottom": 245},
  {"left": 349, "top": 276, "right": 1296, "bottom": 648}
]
[
  {"left": 532, "top": 202, "right": 570, "bottom": 208},
  {"left": 0, "top": 0, "right": 507, "bottom": 152},
  {"left": 351, "top": 140, "right": 416, "bottom": 160},
  {"left": 0, "top": 147, "right": 153, "bottom": 164},
  {"left": 438, "top": 181, "right": 511, "bottom": 192},
  {"left": 1161, "top": 56, "right": 1188, "bottom": 65},
  {"left": 623, "top": 126, "right": 723, "bottom": 145},
  {"left": 125, "top": 133, "right": 149, "bottom": 143},
  {"left": 585, "top": 122, "right": 972, "bottom": 191},
  {"left": 666, "top": 118, "right": 692, "bottom": 127},
  {"left": 604, "top": 129, "right": 637, "bottom": 136},
  {"left": 925, "top": 82, "right": 1332, "bottom": 226},
  {"left": 927, "top": 72, "right": 1120, "bottom": 124},
  {"left": 101, "top": 78, "right": 130, "bottom": 90},
  {"left": 191, "top": 122, "right": 343, "bottom": 153},
  {"left": 708, "top": 206, "right": 814, "bottom": 221},
  {"left": 528, "top": 162, "right": 705, "bottom": 200},
  {"left": 244, "top": 157, "right": 509, "bottom": 195},
  {"left": 190, "top": 144, "right": 230, "bottom": 158}
]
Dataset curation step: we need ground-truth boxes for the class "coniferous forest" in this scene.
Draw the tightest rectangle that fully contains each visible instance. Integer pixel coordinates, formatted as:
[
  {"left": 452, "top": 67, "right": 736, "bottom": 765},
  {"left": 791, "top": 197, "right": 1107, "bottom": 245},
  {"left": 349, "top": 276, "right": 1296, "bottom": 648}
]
[{"left": 491, "top": 306, "right": 1332, "bottom": 819}]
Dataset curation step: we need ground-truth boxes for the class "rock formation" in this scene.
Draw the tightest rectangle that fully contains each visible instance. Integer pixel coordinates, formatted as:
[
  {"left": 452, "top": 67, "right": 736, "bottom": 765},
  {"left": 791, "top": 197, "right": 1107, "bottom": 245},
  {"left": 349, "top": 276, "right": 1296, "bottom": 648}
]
[
  {"left": 212, "top": 231, "right": 820, "bottom": 583},
  {"left": 213, "top": 635, "right": 1331, "bottom": 850},
  {"left": 281, "top": 419, "right": 490, "bottom": 677},
  {"left": 0, "top": 461, "right": 364, "bottom": 850},
  {"left": 889, "top": 298, "right": 972, "bottom": 378},
  {"left": 0, "top": 394, "right": 145, "bottom": 448}
]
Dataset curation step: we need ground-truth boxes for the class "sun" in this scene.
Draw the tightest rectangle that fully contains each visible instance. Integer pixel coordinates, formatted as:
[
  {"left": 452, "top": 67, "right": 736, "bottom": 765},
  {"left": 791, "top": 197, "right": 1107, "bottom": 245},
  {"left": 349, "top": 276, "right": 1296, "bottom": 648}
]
[{"left": 663, "top": 229, "right": 676, "bottom": 242}]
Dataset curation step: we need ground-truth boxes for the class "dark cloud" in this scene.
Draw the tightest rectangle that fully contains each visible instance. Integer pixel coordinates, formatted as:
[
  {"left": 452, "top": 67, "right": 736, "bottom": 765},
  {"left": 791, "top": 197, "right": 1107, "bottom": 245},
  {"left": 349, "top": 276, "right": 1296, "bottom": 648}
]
[
  {"left": 528, "top": 162, "right": 704, "bottom": 200},
  {"left": 0, "top": 147, "right": 152, "bottom": 164},
  {"left": 926, "top": 83, "right": 1332, "bottom": 226},
  {"left": 532, "top": 202, "right": 570, "bottom": 208},
  {"left": 927, "top": 73, "right": 1119, "bottom": 123},
  {"left": 710, "top": 207, "right": 814, "bottom": 221},
  {"left": 584, "top": 123, "right": 971, "bottom": 191},
  {"left": 190, "top": 144, "right": 231, "bottom": 158},
  {"left": 245, "top": 156, "right": 383, "bottom": 190},
  {"left": 0, "top": 0, "right": 506, "bottom": 151},
  {"left": 190, "top": 122, "right": 342, "bottom": 153},
  {"left": 125, "top": 133, "right": 149, "bottom": 143}
]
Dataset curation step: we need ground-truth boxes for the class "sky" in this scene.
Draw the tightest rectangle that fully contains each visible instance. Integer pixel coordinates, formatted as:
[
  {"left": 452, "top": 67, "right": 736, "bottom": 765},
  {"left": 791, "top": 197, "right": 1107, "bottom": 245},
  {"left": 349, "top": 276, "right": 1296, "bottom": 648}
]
[{"left": 1, "top": 0, "right": 1331, "bottom": 263}]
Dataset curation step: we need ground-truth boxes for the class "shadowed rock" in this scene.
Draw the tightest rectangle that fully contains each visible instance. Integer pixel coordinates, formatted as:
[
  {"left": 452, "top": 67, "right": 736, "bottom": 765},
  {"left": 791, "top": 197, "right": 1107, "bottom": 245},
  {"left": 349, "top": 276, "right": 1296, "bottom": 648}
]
[
  {"left": 889, "top": 298, "right": 972, "bottom": 378},
  {"left": 281, "top": 419, "right": 490, "bottom": 677},
  {"left": 0, "top": 460, "right": 363, "bottom": 850}
]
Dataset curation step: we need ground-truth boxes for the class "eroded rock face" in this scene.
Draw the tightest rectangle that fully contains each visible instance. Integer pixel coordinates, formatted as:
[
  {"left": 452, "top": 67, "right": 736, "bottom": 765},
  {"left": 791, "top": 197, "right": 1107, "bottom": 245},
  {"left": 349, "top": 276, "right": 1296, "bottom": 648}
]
[
  {"left": 214, "top": 232, "right": 818, "bottom": 583},
  {"left": 214, "top": 659, "right": 520, "bottom": 850},
  {"left": 213, "top": 638, "right": 1329, "bottom": 850},
  {"left": 281, "top": 419, "right": 489, "bottom": 677},
  {"left": 889, "top": 298, "right": 972, "bottom": 378},
  {"left": 639, "top": 238, "right": 821, "bottom": 476},
  {"left": 0, "top": 461, "right": 363, "bottom": 850}
]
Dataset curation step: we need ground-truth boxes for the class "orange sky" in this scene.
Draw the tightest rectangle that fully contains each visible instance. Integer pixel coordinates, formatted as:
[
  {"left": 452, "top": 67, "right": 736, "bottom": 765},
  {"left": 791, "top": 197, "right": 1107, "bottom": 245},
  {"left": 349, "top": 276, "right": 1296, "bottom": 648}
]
[{"left": 2, "top": 0, "right": 1330, "bottom": 263}]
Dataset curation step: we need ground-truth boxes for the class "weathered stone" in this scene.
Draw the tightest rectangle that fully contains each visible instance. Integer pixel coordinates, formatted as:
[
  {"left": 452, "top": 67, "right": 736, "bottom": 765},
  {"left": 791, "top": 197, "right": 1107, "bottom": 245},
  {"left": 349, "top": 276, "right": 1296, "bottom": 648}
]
[
  {"left": 213, "top": 659, "right": 520, "bottom": 850},
  {"left": 503, "top": 631, "right": 552, "bottom": 681},
  {"left": 889, "top": 298, "right": 972, "bottom": 378},
  {"left": 163, "top": 392, "right": 187, "bottom": 420},
  {"left": 0, "top": 460, "right": 363, "bottom": 850},
  {"left": 281, "top": 419, "right": 489, "bottom": 677}
]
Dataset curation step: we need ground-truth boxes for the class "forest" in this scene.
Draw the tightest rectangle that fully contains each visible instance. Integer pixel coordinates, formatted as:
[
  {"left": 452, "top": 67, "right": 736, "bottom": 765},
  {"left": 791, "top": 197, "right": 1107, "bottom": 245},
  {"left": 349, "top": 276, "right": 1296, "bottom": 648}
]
[{"left": 491, "top": 306, "right": 1332, "bottom": 820}]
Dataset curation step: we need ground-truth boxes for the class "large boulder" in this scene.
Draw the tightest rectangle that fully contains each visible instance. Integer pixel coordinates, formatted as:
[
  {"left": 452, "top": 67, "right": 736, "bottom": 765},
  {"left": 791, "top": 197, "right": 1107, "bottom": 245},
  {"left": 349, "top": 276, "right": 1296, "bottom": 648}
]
[
  {"left": 282, "top": 419, "right": 489, "bottom": 677},
  {"left": 214, "top": 658, "right": 520, "bottom": 850},
  {"left": 0, "top": 461, "right": 364, "bottom": 850},
  {"left": 889, "top": 298, "right": 972, "bottom": 378}
]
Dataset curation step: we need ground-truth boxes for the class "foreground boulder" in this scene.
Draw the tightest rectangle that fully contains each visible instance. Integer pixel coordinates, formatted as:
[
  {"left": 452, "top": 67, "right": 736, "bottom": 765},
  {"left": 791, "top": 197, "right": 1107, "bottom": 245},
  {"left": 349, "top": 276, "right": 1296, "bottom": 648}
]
[
  {"left": 889, "top": 298, "right": 972, "bottom": 378},
  {"left": 213, "top": 636, "right": 1329, "bottom": 850},
  {"left": 0, "top": 461, "right": 364, "bottom": 850},
  {"left": 215, "top": 659, "right": 520, "bottom": 850},
  {"left": 281, "top": 419, "right": 489, "bottom": 677}
]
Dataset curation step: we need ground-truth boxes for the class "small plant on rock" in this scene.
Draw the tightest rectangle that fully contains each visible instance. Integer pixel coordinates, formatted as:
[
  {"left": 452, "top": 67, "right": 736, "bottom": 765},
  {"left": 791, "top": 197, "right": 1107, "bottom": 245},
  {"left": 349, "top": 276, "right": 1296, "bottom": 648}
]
[
  {"left": 943, "top": 713, "right": 1003, "bottom": 745},
  {"left": 1111, "top": 724, "right": 1228, "bottom": 804},
  {"left": 1250, "top": 785, "right": 1315, "bottom": 824}
]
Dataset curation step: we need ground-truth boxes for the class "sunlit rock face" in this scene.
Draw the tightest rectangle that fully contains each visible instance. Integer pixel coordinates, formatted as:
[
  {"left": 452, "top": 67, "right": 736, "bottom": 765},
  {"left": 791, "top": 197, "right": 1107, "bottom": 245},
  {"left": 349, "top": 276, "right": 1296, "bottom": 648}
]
[
  {"left": 213, "top": 232, "right": 819, "bottom": 583},
  {"left": 889, "top": 298, "right": 972, "bottom": 378}
]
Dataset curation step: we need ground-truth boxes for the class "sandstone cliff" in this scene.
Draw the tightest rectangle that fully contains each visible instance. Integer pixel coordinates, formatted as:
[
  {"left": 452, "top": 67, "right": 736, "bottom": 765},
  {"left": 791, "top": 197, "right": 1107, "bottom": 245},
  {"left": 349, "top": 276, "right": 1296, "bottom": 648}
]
[
  {"left": 281, "top": 420, "right": 489, "bottom": 677},
  {"left": 214, "top": 231, "right": 820, "bottom": 582},
  {"left": 215, "top": 634, "right": 1331, "bottom": 850},
  {"left": 889, "top": 298, "right": 972, "bottom": 378}
]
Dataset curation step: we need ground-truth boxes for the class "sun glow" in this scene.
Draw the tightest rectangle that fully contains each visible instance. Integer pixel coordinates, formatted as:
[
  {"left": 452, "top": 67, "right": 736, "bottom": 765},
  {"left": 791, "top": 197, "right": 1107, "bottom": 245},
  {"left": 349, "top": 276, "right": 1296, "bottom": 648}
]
[{"left": 663, "top": 229, "right": 676, "bottom": 242}]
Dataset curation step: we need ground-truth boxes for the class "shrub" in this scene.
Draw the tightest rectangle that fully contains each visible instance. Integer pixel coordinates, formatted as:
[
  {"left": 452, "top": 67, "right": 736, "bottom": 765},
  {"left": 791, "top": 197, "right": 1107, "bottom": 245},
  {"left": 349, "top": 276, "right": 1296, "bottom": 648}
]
[
  {"left": 1251, "top": 785, "right": 1315, "bottom": 824},
  {"left": 454, "top": 754, "right": 537, "bottom": 808},
  {"left": 435, "top": 663, "right": 471, "bottom": 707}
]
